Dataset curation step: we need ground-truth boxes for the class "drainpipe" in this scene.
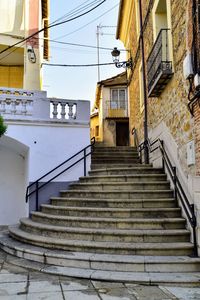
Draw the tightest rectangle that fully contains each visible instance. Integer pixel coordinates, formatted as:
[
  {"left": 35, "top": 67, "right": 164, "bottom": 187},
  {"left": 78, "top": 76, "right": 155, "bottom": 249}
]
[{"left": 139, "top": 0, "right": 149, "bottom": 164}]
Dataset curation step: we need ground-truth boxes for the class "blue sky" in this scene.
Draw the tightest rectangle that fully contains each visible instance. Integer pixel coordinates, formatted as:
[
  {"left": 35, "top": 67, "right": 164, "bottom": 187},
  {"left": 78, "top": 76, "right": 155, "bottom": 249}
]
[{"left": 43, "top": 0, "right": 125, "bottom": 107}]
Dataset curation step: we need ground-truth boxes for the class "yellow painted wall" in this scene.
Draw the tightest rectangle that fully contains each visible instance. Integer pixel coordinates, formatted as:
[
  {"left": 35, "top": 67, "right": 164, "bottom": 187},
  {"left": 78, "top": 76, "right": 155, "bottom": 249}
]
[
  {"left": 0, "top": 66, "right": 23, "bottom": 88},
  {"left": 90, "top": 113, "right": 102, "bottom": 142}
]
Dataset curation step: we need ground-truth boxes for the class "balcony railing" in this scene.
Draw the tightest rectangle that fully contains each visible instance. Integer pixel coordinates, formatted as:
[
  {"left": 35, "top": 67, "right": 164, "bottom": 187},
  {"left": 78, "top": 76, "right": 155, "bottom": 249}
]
[
  {"left": 105, "top": 99, "right": 128, "bottom": 118},
  {"left": 0, "top": 87, "right": 89, "bottom": 124},
  {"left": 147, "top": 29, "right": 173, "bottom": 97}
]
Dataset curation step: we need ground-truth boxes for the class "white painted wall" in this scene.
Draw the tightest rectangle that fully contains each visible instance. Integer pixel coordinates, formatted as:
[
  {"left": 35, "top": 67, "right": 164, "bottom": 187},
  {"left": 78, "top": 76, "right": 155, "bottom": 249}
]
[
  {"left": 0, "top": 136, "right": 29, "bottom": 225},
  {"left": 149, "top": 121, "right": 200, "bottom": 254},
  {"left": 6, "top": 122, "right": 91, "bottom": 182}
]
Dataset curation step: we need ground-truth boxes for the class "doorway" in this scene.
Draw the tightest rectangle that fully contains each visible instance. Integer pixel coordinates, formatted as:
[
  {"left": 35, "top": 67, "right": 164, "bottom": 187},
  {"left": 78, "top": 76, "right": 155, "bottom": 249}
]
[{"left": 116, "top": 122, "right": 129, "bottom": 146}]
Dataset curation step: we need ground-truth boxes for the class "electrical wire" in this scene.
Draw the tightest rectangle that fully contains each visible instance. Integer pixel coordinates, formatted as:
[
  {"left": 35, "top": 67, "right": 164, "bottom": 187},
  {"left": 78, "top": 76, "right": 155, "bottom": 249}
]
[
  {"left": 50, "top": 0, "right": 96, "bottom": 24},
  {"left": 36, "top": 37, "right": 127, "bottom": 52},
  {"left": 51, "top": 0, "right": 101, "bottom": 24},
  {"left": 55, "top": 3, "right": 118, "bottom": 39},
  {"left": 0, "top": 0, "right": 106, "bottom": 57},
  {"left": 42, "top": 62, "right": 127, "bottom": 67}
]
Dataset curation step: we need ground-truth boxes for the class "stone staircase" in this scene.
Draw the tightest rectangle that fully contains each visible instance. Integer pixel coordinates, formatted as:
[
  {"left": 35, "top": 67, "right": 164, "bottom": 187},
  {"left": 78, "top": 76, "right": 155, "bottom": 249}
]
[{"left": 1, "top": 145, "right": 200, "bottom": 285}]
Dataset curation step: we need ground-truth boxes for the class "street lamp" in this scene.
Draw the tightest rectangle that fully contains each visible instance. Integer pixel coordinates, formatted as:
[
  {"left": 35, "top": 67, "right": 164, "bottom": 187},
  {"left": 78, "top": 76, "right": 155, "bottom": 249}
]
[{"left": 111, "top": 47, "right": 132, "bottom": 69}]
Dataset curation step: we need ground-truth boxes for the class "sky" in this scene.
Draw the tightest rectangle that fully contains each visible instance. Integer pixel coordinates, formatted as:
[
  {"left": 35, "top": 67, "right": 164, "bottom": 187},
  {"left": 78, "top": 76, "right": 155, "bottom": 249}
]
[{"left": 43, "top": 0, "right": 126, "bottom": 108}]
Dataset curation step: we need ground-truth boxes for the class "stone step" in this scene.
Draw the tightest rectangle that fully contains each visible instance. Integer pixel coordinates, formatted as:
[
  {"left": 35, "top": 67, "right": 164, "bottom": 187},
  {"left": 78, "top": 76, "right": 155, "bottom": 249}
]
[
  {"left": 30, "top": 213, "right": 186, "bottom": 230},
  {"left": 51, "top": 197, "right": 176, "bottom": 208},
  {"left": 41, "top": 205, "right": 181, "bottom": 218},
  {"left": 93, "top": 146, "right": 136, "bottom": 151},
  {"left": 2, "top": 233, "right": 199, "bottom": 275},
  {"left": 69, "top": 181, "right": 170, "bottom": 191},
  {"left": 91, "top": 159, "right": 141, "bottom": 164},
  {"left": 91, "top": 163, "right": 142, "bottom": 169},
  {"left": 60, "top": 189, "right": 174, "bottom": 199},
  {"left": 9, "top": 226, "right": 193, "bottom": 255},
  {"left": 89, "top": 166, "right": 163, "bottom": 176},
  {"left": 16, "top": 218, "right": 190, "bottom": 243},
  {"left": 92, "top": 151, "right": 139, "bottom": 156},
  {"left": 80, "top": 174, "right": 167, "bottom": 183}
]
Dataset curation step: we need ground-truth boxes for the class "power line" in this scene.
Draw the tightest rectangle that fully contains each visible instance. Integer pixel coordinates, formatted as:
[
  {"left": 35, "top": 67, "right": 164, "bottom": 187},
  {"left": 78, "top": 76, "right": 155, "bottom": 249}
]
[
  {"left": 36, "top": 37, "right": 127, "bottom": 52},
  {"left": 0, "top": 0, "right": 106, "bottom": 57},
  {"left": 55, "top": 3, "right": 118, "bottom": 39},
  {"left": 42, "top": 62, "right": 127, "bottom": 67},
  {"left": 51, "top": 0, "right": 102, "bottom": 25}
]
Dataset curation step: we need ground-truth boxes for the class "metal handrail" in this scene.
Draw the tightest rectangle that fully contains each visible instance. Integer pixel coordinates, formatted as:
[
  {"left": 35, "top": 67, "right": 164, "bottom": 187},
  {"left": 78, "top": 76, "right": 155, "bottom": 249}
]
[
  {"left": 131, "top": 127, "right": 141, "bottom": 163},
  {"left": 138, "top": 138, "right": 198, "bottom": 257},
  {"left": 25, "top": 137, "right": 96, "bottom": 211}
]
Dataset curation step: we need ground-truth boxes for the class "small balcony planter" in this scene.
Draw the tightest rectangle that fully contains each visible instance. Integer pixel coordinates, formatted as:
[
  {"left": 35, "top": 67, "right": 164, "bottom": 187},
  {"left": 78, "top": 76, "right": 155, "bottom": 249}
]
[{"left": 0, "top": 115, "right": 7, "bottom": 137}]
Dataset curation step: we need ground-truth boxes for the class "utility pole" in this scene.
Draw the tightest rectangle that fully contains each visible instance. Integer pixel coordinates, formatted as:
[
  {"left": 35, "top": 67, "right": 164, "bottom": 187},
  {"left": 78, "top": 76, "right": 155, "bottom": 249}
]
[
  {"left": 139, "top": 0, "right": 149, "bottom": 164},
  {"left": 96, "top": 25, "right": 116, "bottom": 82},
  {"left": 96, "top": 25, "right": 101, "bottom": 82}
]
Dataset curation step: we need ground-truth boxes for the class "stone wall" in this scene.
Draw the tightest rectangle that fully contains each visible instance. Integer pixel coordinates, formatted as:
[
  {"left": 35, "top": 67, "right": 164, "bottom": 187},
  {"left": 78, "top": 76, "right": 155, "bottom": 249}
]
[
  {"left": 194, "top": 102, "right": 200, "bottom": 175},
  {"left": 127, "top": 0, "right": 196, "bottom": 177}
]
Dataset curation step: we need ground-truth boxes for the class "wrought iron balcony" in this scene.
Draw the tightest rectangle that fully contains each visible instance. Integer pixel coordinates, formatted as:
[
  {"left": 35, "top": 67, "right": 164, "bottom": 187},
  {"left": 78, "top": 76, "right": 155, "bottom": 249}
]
[{"left": 147, "top": 29, "right": 173, "bottom": 97}]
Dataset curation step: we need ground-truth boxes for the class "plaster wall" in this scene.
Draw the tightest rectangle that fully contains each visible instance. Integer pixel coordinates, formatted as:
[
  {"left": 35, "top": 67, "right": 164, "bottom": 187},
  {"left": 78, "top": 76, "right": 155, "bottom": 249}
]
[
  {"left": 0, "top": 136, "right": 28, "bottom": 225},
  {"left": 0, "top": 0, "right": 25, "bottom": 36},
  {"left": 6, "top": 122, "right": 91, "bottom": 182}
]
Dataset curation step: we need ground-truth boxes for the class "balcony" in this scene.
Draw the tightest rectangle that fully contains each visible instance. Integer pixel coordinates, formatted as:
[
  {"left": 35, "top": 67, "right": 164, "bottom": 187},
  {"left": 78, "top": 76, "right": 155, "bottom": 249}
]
[
  {"left": 147, "top": 29, "right": 173, "bottom": 97},
  {"left": 105, "top": 99, "right": 128, "bottom": 119}
]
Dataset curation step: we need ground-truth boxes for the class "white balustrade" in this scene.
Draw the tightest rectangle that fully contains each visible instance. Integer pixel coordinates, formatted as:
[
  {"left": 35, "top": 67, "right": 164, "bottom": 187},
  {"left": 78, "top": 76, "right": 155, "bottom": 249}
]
[
  {"left": 0, "top": 87, "right": 36, "bottom": 116},
  {"left": 0, "top": 87, "right": 89, "bottom": 124},
  {"left": 50, "top": 100, "right": 77, "bottom": 120}
]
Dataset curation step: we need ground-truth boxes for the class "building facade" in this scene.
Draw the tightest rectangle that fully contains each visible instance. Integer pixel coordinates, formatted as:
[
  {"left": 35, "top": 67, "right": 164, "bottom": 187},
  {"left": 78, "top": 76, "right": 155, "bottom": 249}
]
[
  {"left": 116, "top": 0, "right": 200, "bottom": 252},
  {"left": 0, "top": 0, "right": 49, "bottom": 90},
  {"left": 91, "top": 72, "right": 129, "bottom": 146}
]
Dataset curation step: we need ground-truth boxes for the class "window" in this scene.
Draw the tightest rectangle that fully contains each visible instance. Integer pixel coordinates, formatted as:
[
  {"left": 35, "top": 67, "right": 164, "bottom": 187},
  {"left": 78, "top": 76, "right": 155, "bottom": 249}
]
[
  {"left": 110, "top": 88, "right": 126, "bottom": 109},
  {"left": 95, "top": 125, "right": 99, "bottom": 137}
]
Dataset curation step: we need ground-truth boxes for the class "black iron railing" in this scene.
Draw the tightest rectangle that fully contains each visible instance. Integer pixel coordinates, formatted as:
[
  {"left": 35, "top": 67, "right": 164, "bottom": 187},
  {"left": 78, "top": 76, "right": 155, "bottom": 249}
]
[
  {"left": 138, "top": 138, "right": 198, "bottom": 257},
  {"left": 147, "top": 29, "right": 173, "bottom": 97},
  {"left": 131, "top": 127, "right": 141, "bottom": 163},
  {"left": 25, "top": 137, "right": 95, "bottom": 211}
]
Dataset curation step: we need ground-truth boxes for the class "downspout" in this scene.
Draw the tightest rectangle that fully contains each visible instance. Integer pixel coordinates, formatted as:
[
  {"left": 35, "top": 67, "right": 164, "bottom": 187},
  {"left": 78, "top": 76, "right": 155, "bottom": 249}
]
[{"left": 139, "top": 0, "right": 149, "bottom": 164}]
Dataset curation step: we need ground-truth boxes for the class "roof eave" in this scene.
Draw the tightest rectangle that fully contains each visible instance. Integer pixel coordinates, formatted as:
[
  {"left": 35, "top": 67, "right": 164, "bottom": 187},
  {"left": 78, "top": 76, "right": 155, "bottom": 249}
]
[{"left": 116, "top": 0, "right": 124, "bottom": 39}]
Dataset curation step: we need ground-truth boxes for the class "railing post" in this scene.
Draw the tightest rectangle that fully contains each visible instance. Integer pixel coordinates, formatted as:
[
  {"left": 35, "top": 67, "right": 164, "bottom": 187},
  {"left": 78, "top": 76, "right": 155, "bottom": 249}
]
[
  {"left": 172, "top": 166, "right": 177, "bottom": 201},
  {"left": 84, "top": 149, "right": 86, "bottom": 176},
  {"left": 36, "top": 181, "right": 39, "bottom": 211},
  {"left": 160, "top": 140, "right": 165, "bottom": 171},
  {"left": 190, "top": 204, "right": 198, "bottom": 257}
]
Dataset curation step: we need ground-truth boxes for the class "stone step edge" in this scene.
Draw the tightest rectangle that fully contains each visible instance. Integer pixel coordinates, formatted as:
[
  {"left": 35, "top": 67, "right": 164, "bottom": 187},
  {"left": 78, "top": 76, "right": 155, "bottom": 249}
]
[
  {"left": 60, "top": 189, "right": 173, "bottom": 194},
  {"left": 51, "top": 197, "right": 176, "bottom": 202},
  {"left": 9, "top": 226, "right": 193, "bottom": 250},
  {"left": 30, "top": 213, "right": 186, "bottom": 224},
  {"left": 22, "top": 217, "right": 189, "bottom": 235},
  {"left": 69, "top": 181, "right": 170, "bottom": 187},
  {"left": 80, "top": 174, "right": 167, "bottom": 179},
  {"left": 0, "top": 233, "right": 199, "bottom": 266},
  {"left": 41, "top": 204, "right": 180, "bottom": 213},
  {"left": 89, "top": 165, "right": 154, "bottom": 171},
  {"left": 1, "top": 236, "right": 200, "bottom": 285}
]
